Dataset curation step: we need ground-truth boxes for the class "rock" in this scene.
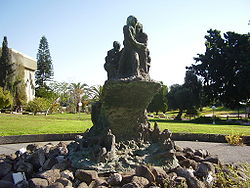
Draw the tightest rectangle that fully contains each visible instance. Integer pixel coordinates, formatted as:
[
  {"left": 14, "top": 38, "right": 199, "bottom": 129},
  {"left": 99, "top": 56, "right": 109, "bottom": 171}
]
[
  {"left": 26, "top": 144, "right": 40, "bottom": 152},
  {"left": 174, "top": 166, "right": 194, "bottom": 179},
  {"left": 194, "top": 162, "right": 215, "bottom": 178},
  {"left": 28, "top": 178, "right": 49, "bottom": 188},
  {"left": 77, "top": 182, "right": 89, "bottom": 188},
  {"left": 16, "top": 161, "right": 33, "bottom": 176},
  {"left": 121, "top": 172, "right": 134, "bottom": 185},
  {"left": 150, "top": 166, "right": 169, "bottom": 186},
  {"left": 192, "top": 155, "right": 204, "bottom": 162},
  {"left": 16, "top": 180, "right": 29, "bottom": 188},
  {"left": 135, "top": 165, "right": 155, "bottom": 182},
  {"left": 179, "top": 159, "right": 198, "bottom": 170},
  {"left": 0, "top": 180, "right": 15, "bottom": 188},
  {"left": 56, "top": 156, "right": 65, "bottom": 163},
  {"left": 174, "top": 166, "right": 205, "bottom": 188},
  {"left": 186, "top": 176, "right": 206, "bottom": 188},
  {"left": 174, "top": 145, "right": 184, "bottom": 152},
  {"left": 175, "top": 152, "right": 186, "bottom": 161},
  {"left": 56, "top": 178, "right": 73, "bottom": 187},
  {"left": 175, "top": 176, "right": 188, "bottom": 188},
  {"left": 131, "top": 176, "right": 149, "bottom": 187},
  {"left": 48, "top": 147, "right": 61, "bottom": 159},
  {"left": 28, "top": 148, "right": 46, "bottom": 170},
  {"left": 47, "top": 182, "right": 64, "bottom": 188},
  {"left": 194, "top": 149, "right": 209, "bottom": 158},
  {"left": 42, "top": 157, "right": 58, "bottom": 170},
  {"left": 60, "top": 170, "right": 74, "bottom": 180},
  {"left": 203, "top": 156, "right": 220, "bottom": 164},
  {"left": 37, "top": 169, "right": 61, "bottom": 184},
  {"left": 183, "top": 148, "right": 195, "bottom": 154},
  {"left": 0, "top": 161, "right": 12, "bottom": 178},
  {"left": 107, "top": 173, "right": 122, "bottom": 186},
  {"left": 52, "top": 160, "right": 70, "bottom": 170},
  {"left": 75, "top": 169, "right": 98, "bottom": 185},
  {"left": 1, "top": 172, "right": 14, "bottom": 183},
  {"left": 89, "top": 178, "right": 108, "bottom": 188},
  {"left": 122, "top": 182, "right": 140, "bottom": 188},
  {"left": 6, "top": 153, "right": 17, "bottom": 161}
]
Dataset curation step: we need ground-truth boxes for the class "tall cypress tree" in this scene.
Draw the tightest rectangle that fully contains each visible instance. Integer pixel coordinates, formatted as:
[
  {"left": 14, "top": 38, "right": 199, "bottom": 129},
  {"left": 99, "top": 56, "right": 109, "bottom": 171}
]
[
  {"left": 0, "top": 36, "right": 14, "bottom": 91},
  {"left": 35, "top": 36, "right": 54, "bottom": 88}
]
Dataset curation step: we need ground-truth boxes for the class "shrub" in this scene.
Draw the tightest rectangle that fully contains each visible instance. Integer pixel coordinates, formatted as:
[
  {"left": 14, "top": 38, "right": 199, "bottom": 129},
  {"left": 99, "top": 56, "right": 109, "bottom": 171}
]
[
  {"left": 26, "top": 97, "right": 50, "bottom": 115},
  {"left": 190, "top": 116, "right": 221, "bottom": 124},
  {"left": 213, "top": 164, "right": 250, "bottom": 187},
  {"left": 0, "top": 87, "right": 13, "bottom": 110},
  {"left": 225, "top": 134, "right": 243, "bottom": 146}
]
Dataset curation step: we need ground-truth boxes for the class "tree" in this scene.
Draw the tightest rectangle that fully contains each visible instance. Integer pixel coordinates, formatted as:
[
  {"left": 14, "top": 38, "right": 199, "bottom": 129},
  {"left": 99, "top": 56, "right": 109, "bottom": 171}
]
[
  {"left": 35, "top": 36, "right": 54, "bottom": 88},
  {"left": 0, "top": 87, "right": 13, "bottom": 110},
  {"left": 147, "top": 84, "right": 168, "bottom": 114},
  {"left": 189, "top": 29, "right": 250, "bottom": 109},
  {"left": 0, "top": 36, "right": 15, "bottom": 91},
  {"left": 49, "top": 81, "right": 70, "bottom": 107},
  {"left": 69, "top": 82, "right": 88, "bottom": 113},
  {"left": 27, "top": 97, "right": 50, "bottom": 115},
  {"left": 167, "top": 83, "right": 199, "bottom": 120},
  {"left": 13, "top": 63, "right": 27, "bottom": 111},
  {"left": 88, "top": 85, "right": 103, "bottom": 102},
  {"left": 183, "top": 69, "right": 202, "bottom": 108}
]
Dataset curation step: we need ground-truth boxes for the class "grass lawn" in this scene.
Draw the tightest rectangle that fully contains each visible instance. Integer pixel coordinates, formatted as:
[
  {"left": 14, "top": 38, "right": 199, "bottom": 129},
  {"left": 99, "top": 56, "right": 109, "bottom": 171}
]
[
  {"left": 155, "top": 120, "right": 250, "bottom": 135},
  {"left": 0, "top": 112, "right": 249, "bottom": 136},
  {"left": 0, "top": 113, "right": 92, "bottom": 136}
]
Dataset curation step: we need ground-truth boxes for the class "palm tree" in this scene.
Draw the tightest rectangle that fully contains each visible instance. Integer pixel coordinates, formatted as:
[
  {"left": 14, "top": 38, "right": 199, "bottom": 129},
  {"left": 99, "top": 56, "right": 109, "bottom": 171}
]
[
  {"left": 69, "top": 82, "right": 88, "bottom": 113},
  {"left": 88, "top": 85, "right": 103, "bottom": 102}
]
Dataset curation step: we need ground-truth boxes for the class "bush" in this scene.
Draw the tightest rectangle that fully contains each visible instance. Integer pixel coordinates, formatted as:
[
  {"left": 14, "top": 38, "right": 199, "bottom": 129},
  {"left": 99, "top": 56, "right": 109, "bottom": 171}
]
[
  {"left": 26, "top": 97, "right": 50, "bottom": 115},
  {"left": 0, "top": 87, "right": 13, "bottom": 110},
  {"left": 225, "top": 134, "right": 243, "bottom": 146},
  {"left": 190, "top": 116, "right": 221, "bottom": 124}
]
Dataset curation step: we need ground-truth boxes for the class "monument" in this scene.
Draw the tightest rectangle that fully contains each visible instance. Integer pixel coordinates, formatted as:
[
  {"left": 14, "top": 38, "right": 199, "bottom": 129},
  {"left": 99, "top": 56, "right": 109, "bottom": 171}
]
[
  {"left": 90, "top": 15, "right": 158, "bottom": 141},
  {"left": 68, "top": 15, "right": 178, "bottom": 171}
]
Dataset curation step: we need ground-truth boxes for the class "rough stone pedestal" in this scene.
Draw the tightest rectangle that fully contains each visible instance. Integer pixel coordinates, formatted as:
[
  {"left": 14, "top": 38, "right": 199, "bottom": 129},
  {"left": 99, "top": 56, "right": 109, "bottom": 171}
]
[{"left": 90, "top": 80, "right": 161, "bottom": 141}]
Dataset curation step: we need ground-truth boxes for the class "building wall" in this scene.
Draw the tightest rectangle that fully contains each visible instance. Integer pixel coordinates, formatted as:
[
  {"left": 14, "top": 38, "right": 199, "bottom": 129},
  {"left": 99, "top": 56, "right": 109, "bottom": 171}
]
[
  {"left": 11, "top": 49, "right": 37, "bottom": 102},
  {"left": 24, "top": 68, "right": 36, "bottom": 101}
]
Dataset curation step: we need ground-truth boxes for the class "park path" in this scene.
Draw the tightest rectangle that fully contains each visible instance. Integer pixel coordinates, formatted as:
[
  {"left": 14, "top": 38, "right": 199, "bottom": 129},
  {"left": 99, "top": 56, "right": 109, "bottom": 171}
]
[{"left": 0, "top": 141, "right": 250, "bottom": 164}]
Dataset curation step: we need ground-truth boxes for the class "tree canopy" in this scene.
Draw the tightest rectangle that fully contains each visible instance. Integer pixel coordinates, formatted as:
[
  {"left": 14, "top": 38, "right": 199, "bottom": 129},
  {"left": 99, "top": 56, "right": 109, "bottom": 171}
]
[
  {"left": 0, "top": 36, "right": 14, "bottom": 91},
  {"left": 0, "top": 87, "right": 13, "bottom": 110},
  {"left": 35, "top": 36, "right": 54, "bottom": 88},
  {"left": 188, "top": 29, "right": 250, "bottom": 108},
  {"left": 167, "top": 70, "right": 202, "bottom": 120},
  {"left": 147, "top": 84, "right": 168, "bottom": 114}
]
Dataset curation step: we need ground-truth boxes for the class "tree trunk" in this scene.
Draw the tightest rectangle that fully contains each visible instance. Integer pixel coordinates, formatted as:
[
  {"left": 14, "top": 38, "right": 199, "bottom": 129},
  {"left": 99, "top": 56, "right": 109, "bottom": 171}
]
[
  {"left": 238, "top": 107, "right": 240, "bottom": 120},
  {"left": 175, "top": 109, "right": 183, "bottom": 120}
]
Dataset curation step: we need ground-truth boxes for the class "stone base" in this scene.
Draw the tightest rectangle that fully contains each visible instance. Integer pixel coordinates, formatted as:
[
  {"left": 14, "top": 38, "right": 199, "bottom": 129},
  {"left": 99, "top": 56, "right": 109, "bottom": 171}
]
[{"left": 90, "top": 79, "right": 161, "bottom": 141}]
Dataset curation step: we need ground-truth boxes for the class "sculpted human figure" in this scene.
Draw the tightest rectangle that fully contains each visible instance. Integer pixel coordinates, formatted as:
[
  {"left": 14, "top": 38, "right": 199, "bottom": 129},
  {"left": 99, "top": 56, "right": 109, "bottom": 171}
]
[
  {"left": 118, "top": 15, "right": 146, "bottom": 78},
  {"left": 135, "top": 22, "right": 151, "bottom": 75},
  {"left": 104, "top": 41, "right": 121, "bottom": 80}
]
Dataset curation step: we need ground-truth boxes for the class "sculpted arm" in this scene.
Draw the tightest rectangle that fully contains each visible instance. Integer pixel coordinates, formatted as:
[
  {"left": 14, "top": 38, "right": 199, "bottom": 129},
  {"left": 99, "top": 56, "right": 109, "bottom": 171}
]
[{"left": 126, "top": 26, "right": 146, "bottom": 50}]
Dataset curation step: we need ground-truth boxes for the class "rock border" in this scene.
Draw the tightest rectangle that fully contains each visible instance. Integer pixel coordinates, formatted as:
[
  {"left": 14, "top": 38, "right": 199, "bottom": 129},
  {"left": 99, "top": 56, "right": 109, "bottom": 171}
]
[{"left": 0, "top": 133, "right": 249, "bottom": 145}]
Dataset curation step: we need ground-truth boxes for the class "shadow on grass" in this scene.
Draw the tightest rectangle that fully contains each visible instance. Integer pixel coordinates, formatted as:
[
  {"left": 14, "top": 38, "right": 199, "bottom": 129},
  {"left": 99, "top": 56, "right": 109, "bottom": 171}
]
[{"left": 149, "top": 117, "right": 250, "bottom": 126}]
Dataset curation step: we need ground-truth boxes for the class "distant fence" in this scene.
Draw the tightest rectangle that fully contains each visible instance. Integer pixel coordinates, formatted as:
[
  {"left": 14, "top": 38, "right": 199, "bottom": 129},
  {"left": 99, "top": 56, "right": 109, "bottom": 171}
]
[{"left": 0, "top": 132, "right": 249, "bottom": 145}]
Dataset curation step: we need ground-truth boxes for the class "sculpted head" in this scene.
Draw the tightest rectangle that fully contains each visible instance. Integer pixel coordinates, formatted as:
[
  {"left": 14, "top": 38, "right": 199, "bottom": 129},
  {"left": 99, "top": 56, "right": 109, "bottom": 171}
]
[
  {"left": 113, "top": 41, "right": 121, "bottom": 50},
  {"left": 136, "top": 22, "right": 143, "bottom": 33},
  {"left": 126, "top": 15, "right": 138, "bottom": 27}
]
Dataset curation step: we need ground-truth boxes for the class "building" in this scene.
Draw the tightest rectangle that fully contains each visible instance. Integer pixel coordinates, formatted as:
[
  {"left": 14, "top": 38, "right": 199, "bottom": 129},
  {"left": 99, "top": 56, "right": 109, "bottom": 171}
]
[{"left": 0, "top": 48, "right": 37, "bottom": 102}]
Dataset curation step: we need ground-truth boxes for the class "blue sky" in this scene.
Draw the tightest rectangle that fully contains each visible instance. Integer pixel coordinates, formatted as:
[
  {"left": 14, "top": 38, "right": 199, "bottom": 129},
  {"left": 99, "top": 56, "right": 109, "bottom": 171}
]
[{"left": 0, "top": 0, "right": 249, "bottom": 87}]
